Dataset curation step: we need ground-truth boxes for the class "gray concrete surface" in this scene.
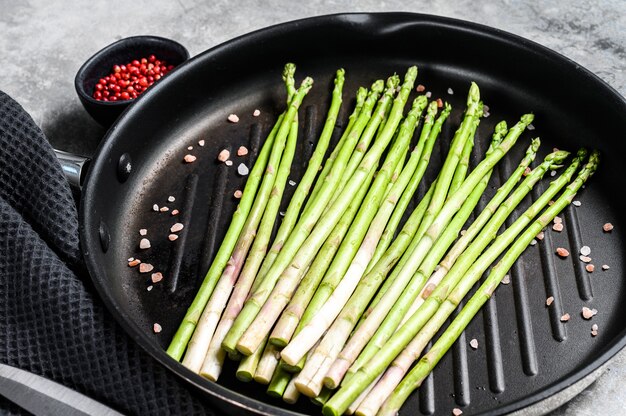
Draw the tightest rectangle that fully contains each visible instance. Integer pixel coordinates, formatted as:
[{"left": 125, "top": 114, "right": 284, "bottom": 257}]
[{"left": 1, "top": 0, "right": 625, "bottom": 414}]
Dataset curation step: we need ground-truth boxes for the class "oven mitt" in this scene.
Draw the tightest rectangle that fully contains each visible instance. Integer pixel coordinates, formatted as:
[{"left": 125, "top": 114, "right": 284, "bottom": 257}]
[{"left": 0, "top": 91, "right": 212, "bottom": 415}]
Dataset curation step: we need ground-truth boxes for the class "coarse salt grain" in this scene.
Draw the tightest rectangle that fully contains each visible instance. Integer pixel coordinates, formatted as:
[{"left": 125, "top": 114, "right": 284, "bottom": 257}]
[
  {"left": 127, "top": 257, "right": 135, "bottom": 262},
  {"left": 289, "top": 180, "right": 296, "bottom": 186},
  {"left": 582, "top": 306, "right": 597, "bottom": 320},
  {"left": 556, "top": 247, "right": 569, "bottom": 258},
  {"left": 151, "top": 272, "right": 163, "bottom": 283},
  {"left": 128, "top": 259, "right": 141, "bottom": 267},
  {"left": 152, "top": 204, "right": 159, "bottom": 212},
  {"left": 237, "top": 146, "right": 249, "bottom": 156},
  {"left": 198, "top": 140, "right": 205, "bottom": 147},
  {"left": 238, "top": 163, "right": 249, "bottom": 176},
  {"left": 253, "top": 109, "right": 261, "bottom": 117},
  {"left": 469, "top": 339, "right": 478, "bottom": 349},
  {"left": 591, "top": 330, "right": 598, "bottom": 337},
  {"left": 501, "top": 275, "right": 511, "bottom": 285},
  {"left": 447, "top": 87, "right": 454, "bottom": 95},
  {"left": 523, "top": 167, "right": 531, "bottom": 176},
  {"left": 139, "top": 238, "right": 151, "bottom": 249},
  {"left": 170, "top": 223, "right": 184, "bottom": 233},
  {"left": 603, "top": 223, "right": 614, "bottom": 232},
  {"left": 168, "top": 234, "right": 178, "bottom": 241},
  {"left": 416, "top": 84, "right": 426, "bottom": 92},
  {"left": 225, "top": 160, "right": 233, "bottom": 166},
  {"left": 592, "top": 324, "right": 599, "bottom": 331},
  {"left": 452, "top": 408, "right": 463, "bottom": 416},
  {"left": 436, "top": 98, "right": 443, "bottom": 108},
  {"left": 580, "top": 255, "right": 592, "bottom": 263},
  {"left": 228, "top": 114, "right": 239, "bottom": 123},
  {"left": 586, "top": 264, "right": 595, "bottom": 273},
  {"left": 168, "top": 196, "right": 175, "bottom": 202},
  {"left": 171, "top": 209, "right": 179, "bottom": 216},
  {"left": 554, "top": 216, "right": 563, "bottom": 224},
  {"left": 546, "top": 296, "right": 554, "bottom": 306},
  {"left": 234, "top": 190, "right": 242, "bottom": 199},
  {"left": 139, "top": 263, "right": 154, "bottom": 273},
  {"left": 536, "top": 231, "right": 545, "bottom": 240},
  {"left": 160, "top": 206, "right": 169, "bottom": 212},
  {"left": 529, "top": 239, "right": 537, "bottom": 246},
  {"left": 527, "top": 124, "right": 535, "bottom": 131},
  {"left": 561, "top": 313, "right": 570, "bottom": 322},
  {"left": 552, "top": 223, "right": 564, "bottom": 232},
  {"left": 153, "top": 323, "right": 162, "bottom": 333},
  {"left": 572, "top": 200, "right": 581, "bottom": 207},
  {"left": 602, "top": 264, "right": 610, "bottom": 270},
  {"left": 187, "top": 146, "right": 193, "bottom": 150},
  {"left": 425, "top": 91, "right": 432, "bottom": 98},
  {"left": 139, "top": 229, "right": 147, "bottom": 236},
  {"left": 147, "top": 285, "right": 153, "bottom": 291},
  {"left": 580, "top": 245, "right": 591, "bottom": 256},
  {"left": 217, "top": 149, "right": 230, "bottom": 162},
  {"left": 183, "top": 154, "right": 196, "bottom": 163},
  {"left": 550, "top": 170, "right": 557, "bottom": 177}
]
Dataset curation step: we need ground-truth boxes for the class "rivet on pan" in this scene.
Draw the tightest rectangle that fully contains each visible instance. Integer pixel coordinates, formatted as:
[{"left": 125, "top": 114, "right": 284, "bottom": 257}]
[
  {"left": 99, "top": 220, "right": 110, "bottom": 253},
  {"left": 117, "top": 153, "right": 132, "bottom": 183}
]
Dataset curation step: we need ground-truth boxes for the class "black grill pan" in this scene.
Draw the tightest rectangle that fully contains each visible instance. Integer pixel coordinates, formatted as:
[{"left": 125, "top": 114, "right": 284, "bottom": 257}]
[{"left": 78, "top": 13, "right": 626, "bottom": 415}]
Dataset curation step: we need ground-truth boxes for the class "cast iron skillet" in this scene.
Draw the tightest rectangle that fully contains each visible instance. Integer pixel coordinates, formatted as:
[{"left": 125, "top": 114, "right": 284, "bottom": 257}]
[{"left": 77, "top": 13, "right": 626, "bottom": 415}]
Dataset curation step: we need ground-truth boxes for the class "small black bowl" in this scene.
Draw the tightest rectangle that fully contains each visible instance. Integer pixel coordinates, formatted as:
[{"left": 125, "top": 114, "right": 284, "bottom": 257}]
[{"left": 75, "top": 35, "right": 189, "bottom": 127}]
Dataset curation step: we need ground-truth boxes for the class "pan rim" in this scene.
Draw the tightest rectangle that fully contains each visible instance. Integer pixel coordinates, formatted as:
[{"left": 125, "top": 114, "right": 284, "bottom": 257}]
[{"left": 80, "top": 11, "right": 626, "bottom": 416}]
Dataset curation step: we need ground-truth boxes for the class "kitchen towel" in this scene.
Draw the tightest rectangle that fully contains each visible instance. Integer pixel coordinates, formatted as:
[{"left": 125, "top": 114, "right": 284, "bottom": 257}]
[{"left": 0, "top": 91, "right": 212, "bottom": 415}]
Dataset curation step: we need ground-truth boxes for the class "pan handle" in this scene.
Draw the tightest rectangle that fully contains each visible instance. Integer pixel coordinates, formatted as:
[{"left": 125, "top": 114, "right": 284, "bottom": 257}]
[{"left": 53, "top": 149, "right": 90, "bottom": 189}]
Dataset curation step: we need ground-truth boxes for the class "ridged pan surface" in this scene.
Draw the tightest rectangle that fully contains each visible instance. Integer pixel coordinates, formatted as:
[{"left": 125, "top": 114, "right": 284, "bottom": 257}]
[{"left": 80, "top": 13, "right": 626, "bottom": 416}]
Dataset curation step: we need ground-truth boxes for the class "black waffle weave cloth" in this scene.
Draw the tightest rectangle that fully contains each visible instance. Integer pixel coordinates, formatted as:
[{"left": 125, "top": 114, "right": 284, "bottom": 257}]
[{"left": 0, "top": 91, "right": 214, "bottom": 415}]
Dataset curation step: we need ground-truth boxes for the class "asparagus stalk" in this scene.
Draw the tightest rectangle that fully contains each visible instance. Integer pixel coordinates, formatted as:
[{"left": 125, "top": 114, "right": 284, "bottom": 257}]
[
  {"left": 324, "top": 147, "right": 580, "bottom": 416},
  {"left": 327, "top": 76, "right": 400, "bottom": 207},
  {"left": 354, "top": 144, "right": 547, "bottom": 416},
  {"left": 167, "top": 66, "right": 312, "bottom": 361},
  {"left": 267, "top": 82, "right": 403, "bottom": 349},
  {"left": 278, "top": 96, "right": 428, "bottom": 364},
  {"left": 253, "top": 342, "right": 281, "bottom": 384},
  {"left": 185, "top": 106, "right": 300, "bottom": 373},
  {"left": 378, "top": 151, "right": 599, "bottom": 416},
  {"left": 221, "top": 78, "right": 386, "bottom": 353},
  {"left": 248, "top": 106, "right": 408, "bottom": 359},
  {"left": 269, "top": 166, "right": 376, "bottom": 349},
  {"left": 267, "top": 366, "right": 292, "bottom": 398},
  {"left": 366, "top": 101, "right": 439, "bottom": 272},
  {"left": 344, "top": 113, "right": 534, "bottom": 384},
  {"left": 256, "top": 69, "right": 346, "bottom": 284},
  {"left": 232, "top": 67, "right": 418, "bottom": 356},
  {"left": 283, "top": 98, "right": 429, "bottom": 394},
  {"left": 200, "top": 72, "right": 346, "bottom": 379},
  {"left": 322, "top": 128, "right": 511, "bottom": 390},
  {"left": 236, "top": 336, "right": 266, "bottom": 382},
  {"left": 304, "top": 87, "right": 368, "bottom": 214},
  {"left": 447, "top": 107, "right": 481, "bottom": 197},
  {"left": 283, "top": 377, "right": 301, "bottom": 404}
]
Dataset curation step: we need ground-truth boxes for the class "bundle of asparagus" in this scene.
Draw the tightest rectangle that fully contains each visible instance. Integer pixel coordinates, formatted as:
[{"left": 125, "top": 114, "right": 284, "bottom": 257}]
[{"left": 165, "top": 63, "right": 599, "bottom": 416}]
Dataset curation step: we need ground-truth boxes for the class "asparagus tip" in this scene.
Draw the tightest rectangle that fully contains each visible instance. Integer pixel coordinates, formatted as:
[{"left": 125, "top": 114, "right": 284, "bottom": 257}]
[
  {"left": 521, "top": 113, "right": 535, "bottom": 125},
  {"left": 356, "top": 87, "right": 368, "bottom": 105},
  {"left": 529, "top": 137, "right": 541, "bottom": 153},
  {"left": 371, "top": 79, "right": 385, "bottom": 93},
  {"left": 413, "top": 94, "right": 428, "bottom": 109},
  {"left": 386, "top": 74, "right": 401, "bottom": 89},
  {"left": 283, "top": 63, "right": 296, "bottom": 81},
  {"left": 495, "top": 120, "right": 508, "bottom": 136},
  {"left": 546, "top": 148, "right": 570, "bottom": 166},
  {"left": 468, "top": 81, "right": 480, "bottom": 104}
]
